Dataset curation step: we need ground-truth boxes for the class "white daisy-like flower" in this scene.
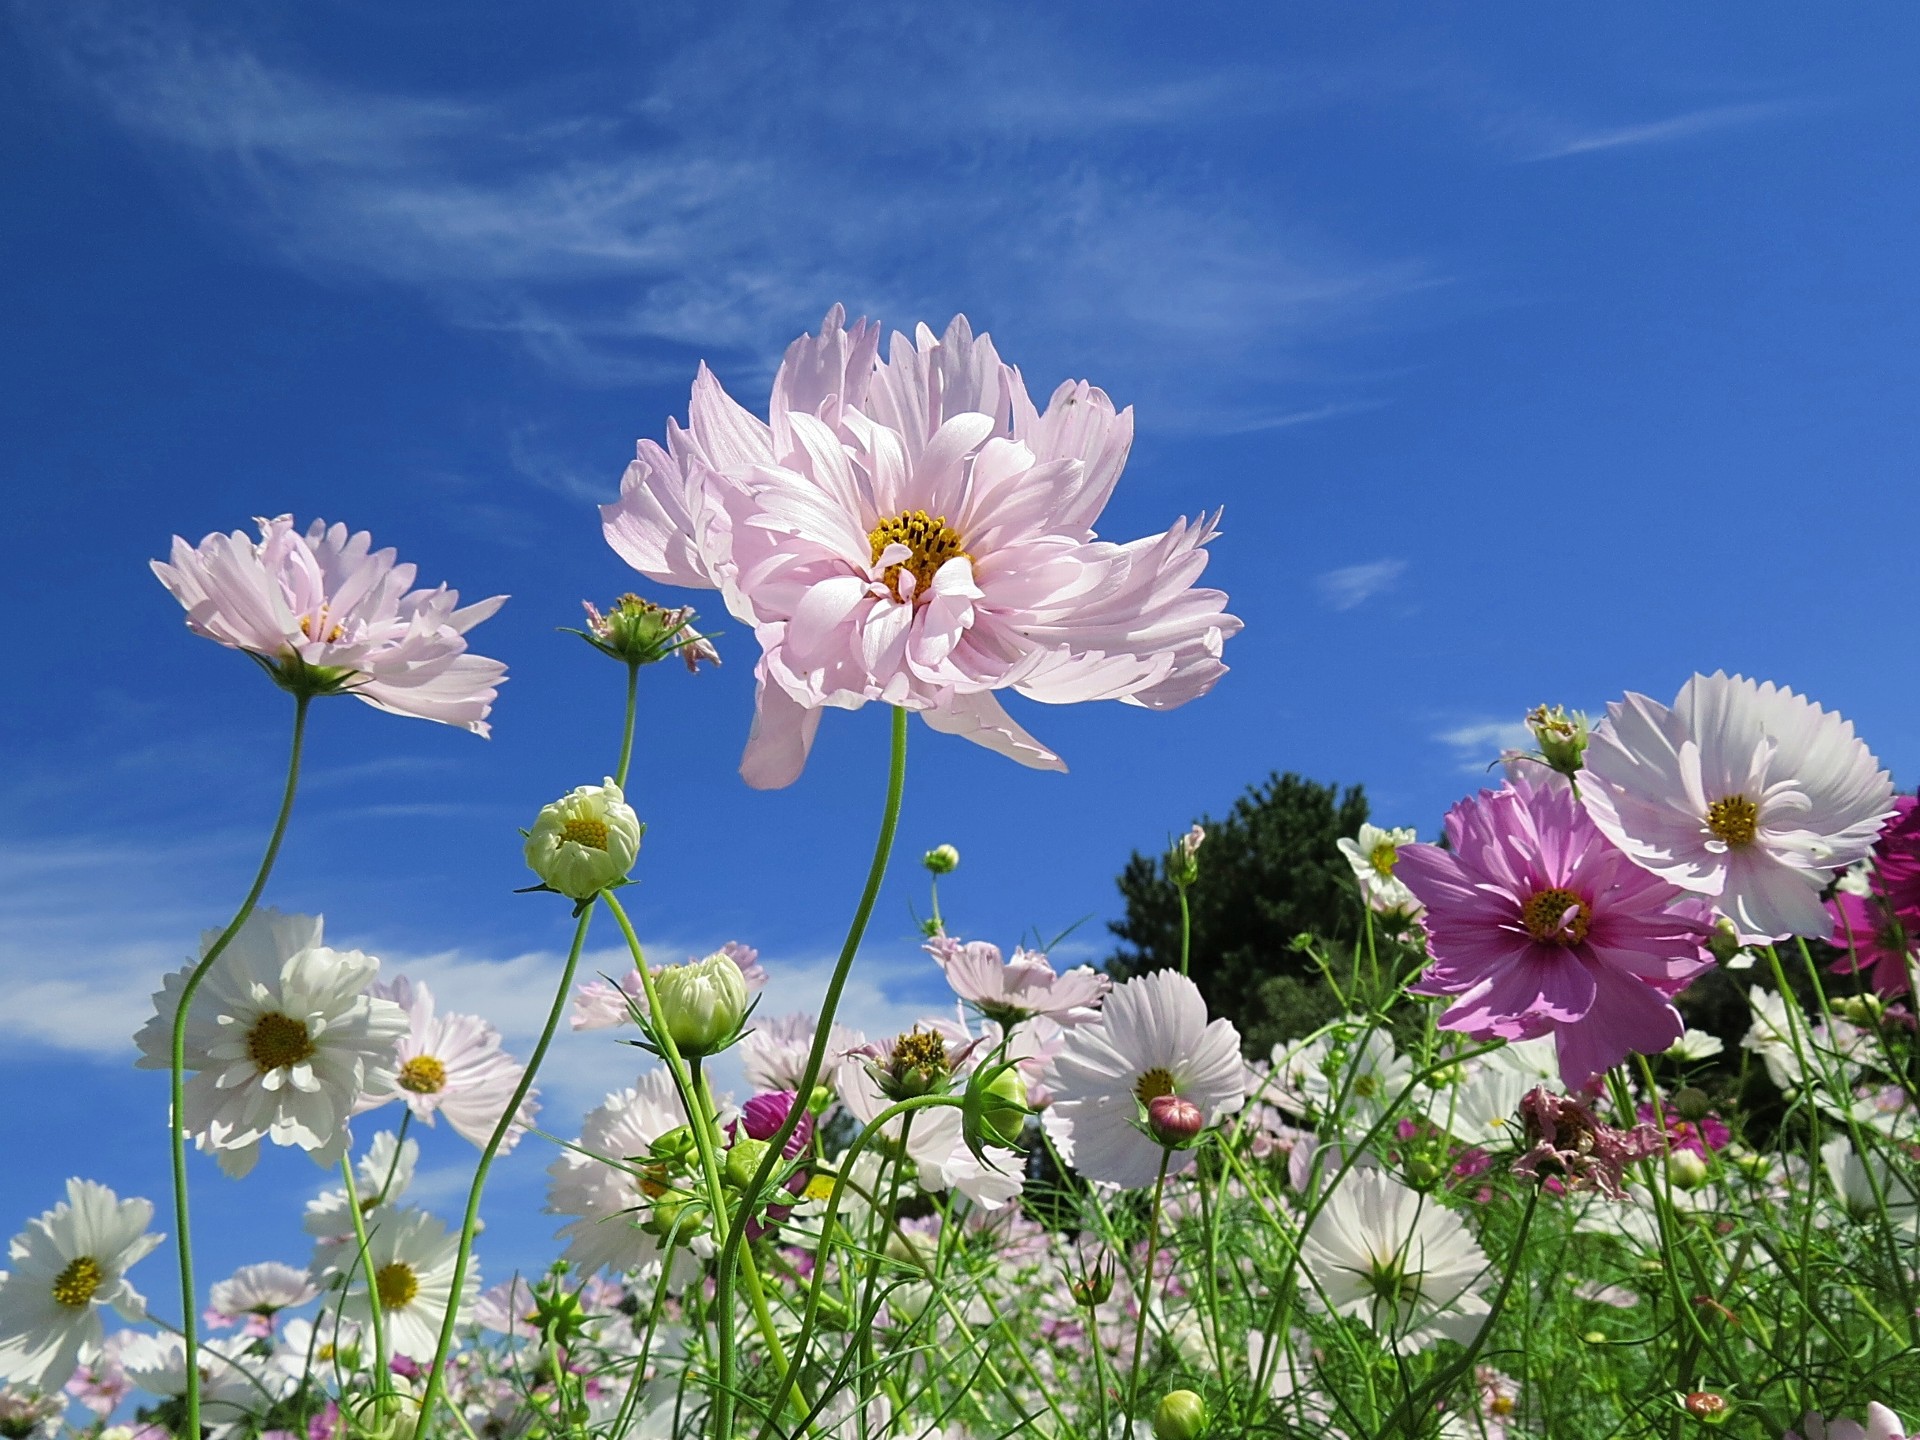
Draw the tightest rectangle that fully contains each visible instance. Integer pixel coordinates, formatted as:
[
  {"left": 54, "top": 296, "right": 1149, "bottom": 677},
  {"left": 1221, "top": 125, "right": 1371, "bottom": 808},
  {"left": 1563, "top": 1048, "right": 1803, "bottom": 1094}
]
[
  {"left": 1336, "top": 824, "right": 1423, "bottom": 917},
  {"left": 546, "top": 1071, "right": 699, "bottom": 1279},
  {"left": 740, "top": 1012, "right": 865, "bottom": 1093},
  {"left": 267, "top": 1316, "right": 361, "bottom": 1392},
  {"left": 121, "top": 1330, "right": 288, "bottom": 1427},
  {"left": 207, "top": 1261, "right": 317, "bottom": 1333},
  {"left": 1298, "top": 1166, "right": 1492, "bottom": 1355},
  {"left": 834, "top": 1042, "right": 1024, "bottom": 1209},
  {"left": 304, "top": 1131, "right": 417, "bottom": 1244},
  {"left": 323, "top": 1207, "right": 473, "bottom": 1362},
  {"left": 1579, "top": 672, "right": 1896, "bottom": 942},
  {"left": 353, "top": 977, "right": 536, "bottom": 1151},
  {"left": 0, "top": 1181, "right": 160, "bottom": 1388},
  {"left": 1820, "top": 1137, "right": 1920, "bottom": 1233},
  {"left": 1666, "top": 1029, "right": 1726, "bottom": 1062},
  {"left": 1041, "top": 970, "right": 1245, "bottom": 1187},
  {"left": 133, "top": 910, "right": 410, "bottom": 1177}
]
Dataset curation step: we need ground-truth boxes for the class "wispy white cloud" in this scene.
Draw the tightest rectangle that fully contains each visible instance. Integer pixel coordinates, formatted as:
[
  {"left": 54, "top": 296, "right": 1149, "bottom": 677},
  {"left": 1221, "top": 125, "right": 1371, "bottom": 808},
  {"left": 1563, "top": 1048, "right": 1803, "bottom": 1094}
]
[
  {"left": 17, "top": 3, "right": 1434, "bottom": 426},
  {"left": 1434, "top": 719, "right": 1533, "bottom": 773},
  {"left": 1316, "top": 559, "right": 1406, "bottom": 611},
  {"left": 1528, "top": 102, "right": 1793, "bottom": 161}
]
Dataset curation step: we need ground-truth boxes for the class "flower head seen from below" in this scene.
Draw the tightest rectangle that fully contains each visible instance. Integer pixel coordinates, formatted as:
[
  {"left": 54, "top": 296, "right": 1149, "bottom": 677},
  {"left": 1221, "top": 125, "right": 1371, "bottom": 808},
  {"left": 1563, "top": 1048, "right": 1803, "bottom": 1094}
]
[
  {"left": 574, "top": 594, "right": 720, "bottom": 671},
  {"left": 602, "top": 307, "right": 1241, "bottom": 788},
  {"left": 354, "top": 977, "right": 538, "bottom": 1151},
  {"left": 1043, "top": 969, "right": 1245, "bottom": 1187},
  {"left": 152, "top": 515, "right": 507, "bottom": 733},
  {"left": 133, "top": 910, "right": 409, "bottom": 1177},
  {"left": 1297, "top": 1166, "right": 1491, "bottom": 1356},
  {"left": 1395, "top": 778, "right": 1717, "bottom": 1087},
  {"left": 205, "top": 1262, "right": 316, "bottom": 1338},
  {"left": 1337, "top": 823, "right": 1423, "bottom": 918},
  {"left": 524, "top": 779, "right": 643, "bottom": 900},
  {"left": 1578, "top": 672, "right": 1895, "bottom": 942},
  {"left": 323, "top": 1207, "right": 471, "bottom": 1362},
  {"left": 927, "top": 935, "right": 1110, "bottom": 1025},
  {"left": 0, "top": 1180, "right": 161, "bottom": 1389}
]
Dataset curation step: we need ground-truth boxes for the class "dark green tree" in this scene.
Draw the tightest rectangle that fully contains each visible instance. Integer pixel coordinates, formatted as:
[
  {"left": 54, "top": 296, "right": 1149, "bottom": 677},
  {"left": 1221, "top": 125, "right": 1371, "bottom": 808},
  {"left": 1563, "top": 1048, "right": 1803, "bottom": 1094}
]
[{"left": 1106, "top": 772, "right": 1371, "bottom": 1056}]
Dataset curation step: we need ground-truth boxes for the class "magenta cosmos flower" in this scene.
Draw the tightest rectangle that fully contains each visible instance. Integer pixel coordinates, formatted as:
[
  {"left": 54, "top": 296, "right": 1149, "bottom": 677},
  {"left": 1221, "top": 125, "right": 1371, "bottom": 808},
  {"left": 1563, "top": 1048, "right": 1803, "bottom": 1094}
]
[
  {"left": 1395, "top": 778, "right": 1716, "bottom": 1086},
  {"left": 601, "top": 307, "right": 1240, "bottom": 788},
  {"left": 153, "top": 515, "right": 507, "bottom": 734}
]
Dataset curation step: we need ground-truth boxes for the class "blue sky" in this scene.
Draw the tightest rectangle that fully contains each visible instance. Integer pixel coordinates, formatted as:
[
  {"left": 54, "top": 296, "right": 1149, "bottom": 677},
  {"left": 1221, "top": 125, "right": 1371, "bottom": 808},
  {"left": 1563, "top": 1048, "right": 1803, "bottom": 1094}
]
[{"left": 6, "top": 0, "right": 1920, "bottom": 1308}]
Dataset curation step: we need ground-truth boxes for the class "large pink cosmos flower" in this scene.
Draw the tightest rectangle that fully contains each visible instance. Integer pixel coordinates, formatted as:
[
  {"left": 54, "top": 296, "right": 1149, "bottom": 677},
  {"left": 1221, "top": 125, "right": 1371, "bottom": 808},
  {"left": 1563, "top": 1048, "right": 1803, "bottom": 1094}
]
[
  {"left": 1396, "top": 778, "right": 1717, "bottom": 1087},
  {"left": 153, "top": 516, "right": 507, "bottom": 734},
  {"left": 602, "top": 308, "right": 1239, "bottom": 787}
]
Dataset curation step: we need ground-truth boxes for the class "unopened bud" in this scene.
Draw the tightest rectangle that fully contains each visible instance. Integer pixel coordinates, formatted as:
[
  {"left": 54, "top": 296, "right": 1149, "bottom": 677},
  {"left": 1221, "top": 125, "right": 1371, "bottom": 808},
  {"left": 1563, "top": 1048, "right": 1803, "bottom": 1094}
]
[
  {"left": 922, "top": 844, "right": 960, "bottom": 875},
  {"left": 1152, "top": 1389, "right": 1208, "bottom": 1440},
  {"left": 1682, "top": 1391, "right": 1729, "bottom": 1422},
  {"left": 1668, "top": 1149, "right": 1710, "bottom": 1191},
  {"left": 574, "top": 594, "right": 719, "bottom": 671},
  {"left": 1526, "top": 704, "right": 1590, "bottom": 777},
  {"left": 1835, "top": 992, "right": 1887, "bottom": 1025},
  {"left": 653, "top": 952, "right": 751, "bottom": 1058},
  {"left": 1705, "top": 919, "right": 1745, "bottom": 966},
  {"left": 1069, "top": 1256, "right": 1114, "bottom": 1307},
  {"left": 976, "top": 1067, "right": 1030, "bottom": 1150},
  {"left": 1146, "top": 1094, "right": 1205, "bottom": 1148},
  {"left": 524, "top": 779, "right": 643, "bottom": 900},
  {"left": 1166, "top": 825, "right": 1205, "bottom": 888},
  {"left": 725, "top": 1138, "right": 772, "bottom": 1191},
  {"left": 1674, "top": 1086, "right": 1711, "bottom": 1122}
]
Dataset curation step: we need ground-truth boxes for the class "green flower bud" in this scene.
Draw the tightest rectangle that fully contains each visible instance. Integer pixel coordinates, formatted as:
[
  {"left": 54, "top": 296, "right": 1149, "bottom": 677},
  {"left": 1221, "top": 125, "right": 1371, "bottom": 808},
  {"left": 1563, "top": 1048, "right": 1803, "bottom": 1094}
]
[
  {"left": 653, "top": 951, "right": 751, "bottom": 1058},
  {"left": 922, "top": 844, "right": 960, "bottom": 875},
  {"left": 573, "top": 594, "right": 720, "bottom": 671},
  {"left": 1526, "top": 704, "right": 1590, "bottom": 777},
  {"left": 725, "top": 1138, "right": 772, "bottom": 1191},
  {"left": 1152, "top": 1389, "right": 1208, "bottom": 1440},
  {"left": 1674, "top": 1086, "right": 1711, "bottom": 1122},
  {"left": 978, "top": 1067, "right": 1029, "bottom": 1150},
  {"left": 524, "top": 779, "right": 644, "bottom": 899},
  {"left": 1668, "top": 1149, "right": 1710, "bottom": 1191}
]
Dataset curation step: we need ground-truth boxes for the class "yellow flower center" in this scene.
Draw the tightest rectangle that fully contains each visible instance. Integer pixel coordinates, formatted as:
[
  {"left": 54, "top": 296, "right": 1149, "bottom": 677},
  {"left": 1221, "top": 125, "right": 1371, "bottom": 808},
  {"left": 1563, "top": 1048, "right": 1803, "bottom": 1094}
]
[
  {"left": 1706, "top": 795, "right": 1759, "bottom": 848},
  {"left": 1521, "top": 888, "right": 1590, "bottom": 946},
  {"left": 1369, "top": 841, "right": 1398, "bottom": 878},
  {"left": 375, "top": 1262, "right": 419, "bottom": 1310},
  {"left": 397, "top": 1055, "right": 448, "bottom": 1094},
  {"left": 298, "top": 611, "right": 346, "bottom": 645},
  {"left": 894, "top": 1028, "right": 949, "bottom": 1073},
  {"left": 561, "top": 817, "right": 609, "bottom": 850},
  {"left": 867, "top": 510, "right": 969, "bottom": 602},
  {"left": 247, "top": 1012, "right": 317, "bottom": 1071},
  {"left": 1491, "top": 1394, "right": 1515, "bottom": 1417},
  {"left": 1134, "top": 1066, "right": 1178, "bottom": 1103},
  {"left": 51, "top": 1256, "right": 103, "bottom": 1309}
]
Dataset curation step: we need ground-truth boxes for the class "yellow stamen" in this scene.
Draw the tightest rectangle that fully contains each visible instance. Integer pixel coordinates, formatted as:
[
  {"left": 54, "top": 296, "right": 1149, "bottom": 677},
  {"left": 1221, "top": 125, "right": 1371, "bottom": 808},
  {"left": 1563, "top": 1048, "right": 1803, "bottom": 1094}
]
[
  {"left": 1521, "top": 888, "right": 1590, "bottom": 946},
  {"left": 1134, "top": 1066, "right": 1177, "bottom": 1104},
  {"left": 562, "top": 818, "right": 609, "bottom": 850},
  {"left": 1706, "top": 796, "right": 1759, "bottom": 848},
  {"left": 375, "top": 1262, "right": 419, "bottom": 1310},
  {"left": 397, "top": 1055, "right": 447, "bottom": 1094},
  {"left": 1369, "top": 841, "right": 1398, "bottom": 877},
  {"left": 51, "top": 1256, "right": 103, "bottom": 1309},
  {"left": 867, "top": 510, "right": 969, "bottom": 602}
]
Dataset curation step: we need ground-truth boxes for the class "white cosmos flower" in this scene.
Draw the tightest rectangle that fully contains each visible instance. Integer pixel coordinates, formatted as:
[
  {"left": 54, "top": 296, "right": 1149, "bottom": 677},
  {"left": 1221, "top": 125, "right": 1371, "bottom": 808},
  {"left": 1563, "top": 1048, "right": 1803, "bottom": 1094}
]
[
  {"left": 1666, "top": 1029, "right": 1726, "bottom": 1062},
  {"left": 322, "top": 1207, "right": 472, "bottom": 1362},
  {"left": 206, "top": 1261, "right": 317, "bottom": 1331},
  {"left": 834, "top": 1043, "right": 1024, "bottom": 1209},
  {"left": 741, "top": 1012, "right": 865, "bottom": 1093},
  {"left": 1298, "top": 1166, "right": 1492, "bottom": 1355},
  {"left": 133, "top": 909, "right": 409, "bottom": 1177},
  {"left": 1042, "top": 970, "right": 1245, "bottom": 1188},
  {"left": 0, "top": 1181, "right": 160, "bottom": 1388},
  {"left": 1821, "top": 1137, "right": 1920, "bottom": 1233},
  {"left": 1579, "top": 672, "right": 1896, "bottom": 942},
  {"left": 354, "top": 977, "right": 537, "bottom": 1151},
  {"left": 304, "top": 1131, "right": 417, "bottom": 1244},
  {"left": 120, "top": 1331, "right": 287, "bottom": 1427},
  {"left": 1336, "top": 824, "right": 1423, "bottom": 917},
  {"left": 546, "top": 1071, "right": 701, "bottom": 1281}
]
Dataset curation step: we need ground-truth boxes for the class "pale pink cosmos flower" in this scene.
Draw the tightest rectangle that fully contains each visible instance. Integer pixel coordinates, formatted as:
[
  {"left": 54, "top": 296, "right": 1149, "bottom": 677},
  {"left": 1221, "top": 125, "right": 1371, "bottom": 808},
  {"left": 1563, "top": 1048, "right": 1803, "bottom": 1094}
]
[
  {"left": 354, "top": 977, "right": 538, "bottom": 1152},
  {"left": 740, "top": 1011, "right": 865, "bottom": 1094},
  {"left": 571, "top": 942, "right": 766, "bottom": 1032},
  {"left": 153, "top": 516, "right": 507, "bottom": 734},
  {"left": 1396, "top": 778, "right": 1717, "bottom": 1087},
  {"left": 1579, "top": 672, "right": 1896, "bottom": 942},
  {"left": 603, "top": 308, "right": 1239, "bottom": 788},
  {"left": 1788, "top": 1405, "right": 1908, "bottom": 1440},
  {"left": 927, "top": 936, "right": 1110, "bottom": 1025},
  {"left": 205, "top": 1262, "right": 317, "bottom": 1339}
]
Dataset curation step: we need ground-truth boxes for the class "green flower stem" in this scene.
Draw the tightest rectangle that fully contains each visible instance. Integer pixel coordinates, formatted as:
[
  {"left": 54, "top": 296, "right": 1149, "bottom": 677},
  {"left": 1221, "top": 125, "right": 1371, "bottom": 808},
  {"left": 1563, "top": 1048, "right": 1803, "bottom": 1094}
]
[
  {"left": 169, "top": 689, "right": 311, "bottom": 1440},
  {"left": 1177, "top": 884, "right": 1192, "bottom": 978},
  {"left": 338, "top": 1154, "right": 390, "bottom": 1401},
  {"left": 1123, "top": 1148, "right": 1173, "bottom": 1422},
  {"left": 716, "top": 703, "right": 909, "bottom": 1440},
  {"left": 415, "top": 903, "right": 593, "bottom": 1434},
  {"left": 854, "top": 1114, "right": 915, "bottom": 1414},
  {"left": 616, "top": 662, "right": 639, "bottom": 788},
  {"left": 749, "top": 1093, "right": 961, "bottom": 1440}
]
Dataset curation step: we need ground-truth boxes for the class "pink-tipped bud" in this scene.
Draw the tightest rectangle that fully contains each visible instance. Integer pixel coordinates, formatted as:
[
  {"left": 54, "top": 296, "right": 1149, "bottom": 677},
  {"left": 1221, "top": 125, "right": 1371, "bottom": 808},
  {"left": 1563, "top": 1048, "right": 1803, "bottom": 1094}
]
[{"left": 1147, "top": 1094, "right": 1205, "bottom": 1148}]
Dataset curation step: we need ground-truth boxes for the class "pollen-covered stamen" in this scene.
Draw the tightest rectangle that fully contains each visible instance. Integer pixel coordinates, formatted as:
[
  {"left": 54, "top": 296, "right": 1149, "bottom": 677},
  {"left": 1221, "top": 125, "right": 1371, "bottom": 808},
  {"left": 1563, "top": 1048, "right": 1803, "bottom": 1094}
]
[
  {"left": 247, "top": 1012, "right": 317, "bottom": 1071},
  {"left": 867, "top": 510, "right": 969, "bottom": 602},
  {"left": 51, "top": 1256, "right": 104, "bottom": 1308},
  {"left": 1133, "top": 1066, "right": 1178, "bottom": 1104},
  {"left": 893, "top": 1028, "right": 950, "bottom": 1075},
  {"left": 1369, "top": 842, "right": 1398, "bottom": 877},
  {"left": 1521, "top": 888, "right": 1590, "bottom": 946},
  {"left": 397, "top": 1055, "right": 448, "bottom": 1094},
  {"left": 561, "top": 818, "right": 609, "bottom": 850},
  {"left": 375, "top": 1261, "right": 419, "bottom": 1309},
  {"left": 1706, "top": 795, "right": 1759, "bottom": 848},
  {"left": 298, "top": 610, "right": 346, "bottom": 645}
]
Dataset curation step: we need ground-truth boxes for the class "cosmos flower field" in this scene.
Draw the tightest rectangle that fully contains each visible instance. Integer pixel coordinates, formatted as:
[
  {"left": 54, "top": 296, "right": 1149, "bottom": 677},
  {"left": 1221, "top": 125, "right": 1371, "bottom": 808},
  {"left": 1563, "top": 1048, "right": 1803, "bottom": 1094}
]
[{"left": 3, "top": 310, "right": 1917, "bottom": 1440}]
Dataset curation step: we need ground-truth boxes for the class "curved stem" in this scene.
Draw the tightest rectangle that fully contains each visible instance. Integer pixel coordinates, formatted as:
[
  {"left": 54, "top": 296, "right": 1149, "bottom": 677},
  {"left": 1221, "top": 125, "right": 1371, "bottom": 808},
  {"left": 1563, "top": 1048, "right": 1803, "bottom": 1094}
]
[
  {"left": 415, "top": 904, "right": 594, "bottom": 1432},
  {"left": 1124, "top": 1149, "right": 1172, "bottom": 1421},
  {"left": 170, "top": 691, "right": 311, "bottom": 1439},
  {"left": 715, "top": 704, "right": 909, "bottom": 1440}
]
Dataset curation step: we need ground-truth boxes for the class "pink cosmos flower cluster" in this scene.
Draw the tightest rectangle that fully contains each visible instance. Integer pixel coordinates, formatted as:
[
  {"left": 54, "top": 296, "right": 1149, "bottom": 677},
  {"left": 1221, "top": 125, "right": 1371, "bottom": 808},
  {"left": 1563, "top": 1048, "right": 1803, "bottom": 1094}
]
[
  {"left": 602, "top": 308, "right": 1242, "bottom": 787},
  {"left": 1828, "top": 797, "right": 1920, "bottom": 998}
]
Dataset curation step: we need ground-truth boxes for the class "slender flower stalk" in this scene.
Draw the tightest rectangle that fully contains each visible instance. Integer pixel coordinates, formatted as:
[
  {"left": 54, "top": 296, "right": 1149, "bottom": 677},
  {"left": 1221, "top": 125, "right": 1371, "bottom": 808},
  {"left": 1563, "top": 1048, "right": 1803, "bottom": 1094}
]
[
  {"left": 1124, "top": 1150, "right": 1173, "bottom": 1421},
  {"left": 168, "top": 691, "right": 310, "bottom": 1440},
  {"left": 335, "top": 1158, "right": 388, "bottom": 1406},
  {"left": 713, "top": 704, "right": 908, "bottom": 1440}
]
